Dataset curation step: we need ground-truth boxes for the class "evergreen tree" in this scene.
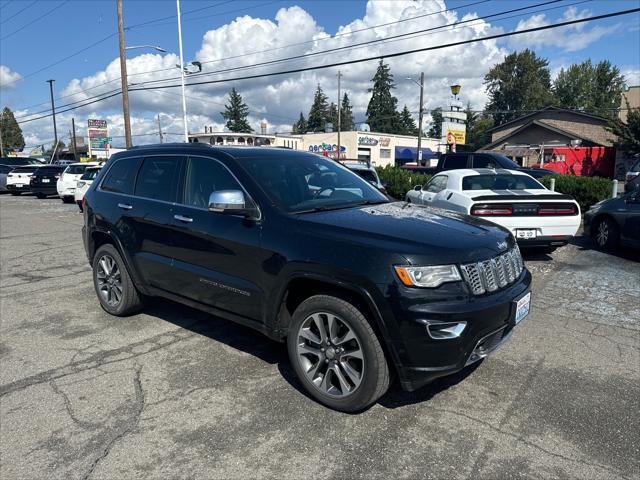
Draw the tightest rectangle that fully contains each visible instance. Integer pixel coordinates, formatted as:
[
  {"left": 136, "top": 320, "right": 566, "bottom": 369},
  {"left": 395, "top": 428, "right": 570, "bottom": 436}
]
[
  {"left": 428, "top": 108, "right": 443, "bottom": 138},
  {"left": 463, "top": 102, "right": 494, "bottom": 150},
  {"left": 366, "top": 60, "right": 401, "bottom": 133},
  {"left": 484, "top": 49, "right": 555, "bottom": 125},
  {"left": 307, "top": 85, "right": 329, "bottom": 132},
  {"left": 607, "top": 101, "right": 640, "bottom": 156},
  {"left": 0, "top": 107, "right": 25, "bottom": 155},
  {"left": 292, "top": 112, "right": 308, "bottom": 134},
  {"left": 553, "top": 60, "right": 625, "bottom": 118},
  {"left": 327, "top": 102, "right": 338, "bottom": 130},
  {"left": 340, "top": 92, "right": 354, "bottom": 131},
  {"left": 220, "top": 87, "right": 253, "bottom": 132},
  {"left": 398, "top": 105, "right": 417, "bottom": 136}
]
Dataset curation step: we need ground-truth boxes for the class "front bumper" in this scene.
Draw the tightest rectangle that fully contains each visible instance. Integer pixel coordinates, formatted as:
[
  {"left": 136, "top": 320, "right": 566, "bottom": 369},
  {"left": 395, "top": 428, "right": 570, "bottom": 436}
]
[{"left": 387, "top": 269, "right": 532, "bottom": 391}]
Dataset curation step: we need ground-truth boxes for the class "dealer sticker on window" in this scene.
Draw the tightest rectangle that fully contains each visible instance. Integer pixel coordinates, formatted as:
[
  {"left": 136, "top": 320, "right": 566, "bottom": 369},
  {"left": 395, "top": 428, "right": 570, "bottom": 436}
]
[{"left": 514, "top": 292, "right": 531, "bottom": 325}]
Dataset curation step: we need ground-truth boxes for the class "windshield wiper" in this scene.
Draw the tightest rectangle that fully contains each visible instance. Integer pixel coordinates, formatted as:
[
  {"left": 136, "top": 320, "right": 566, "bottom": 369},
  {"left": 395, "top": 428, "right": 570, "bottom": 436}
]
[{"left": 293, "top": 200, "right": 388, "bottom": 214}]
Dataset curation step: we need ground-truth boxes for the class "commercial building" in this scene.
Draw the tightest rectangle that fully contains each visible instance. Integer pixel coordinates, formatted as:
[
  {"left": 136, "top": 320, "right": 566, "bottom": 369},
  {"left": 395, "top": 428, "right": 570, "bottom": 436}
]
[
  {"left": 620, "top": 85, "right": 640, "bottom": 122},
  {"left": 188, "top": 129, "right": 440, "bottom": 167},
  {"left": 480, "top": 107, "right": 614, "bottom": 167}
]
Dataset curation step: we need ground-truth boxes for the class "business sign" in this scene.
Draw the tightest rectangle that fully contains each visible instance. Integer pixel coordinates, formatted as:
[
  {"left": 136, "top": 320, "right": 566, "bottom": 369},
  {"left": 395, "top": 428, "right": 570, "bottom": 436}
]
[
  {"left": 442, "top": 121, "right": 466, "bottom": 145},
  {"left": 358, "top": 136, "right": 378, "bottom": 146},
  {"left": 308, "top": 143, "right": 347, "bottom": 159},
  {"left": 88, "top": 119, "right": 109, "bottom": 152},
  {"left": 379, "top": 137, "right": 391, "bottom": 147}
]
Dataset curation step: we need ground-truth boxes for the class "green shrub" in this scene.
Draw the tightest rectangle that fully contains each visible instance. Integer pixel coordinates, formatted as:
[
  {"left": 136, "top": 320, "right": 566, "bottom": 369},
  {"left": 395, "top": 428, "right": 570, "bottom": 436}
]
[
  {"left": 376, "top": 165, "right": 432, "bottom": 199},
  {"left": 539, "top": 175, "right": 612, "bottom": 212}
]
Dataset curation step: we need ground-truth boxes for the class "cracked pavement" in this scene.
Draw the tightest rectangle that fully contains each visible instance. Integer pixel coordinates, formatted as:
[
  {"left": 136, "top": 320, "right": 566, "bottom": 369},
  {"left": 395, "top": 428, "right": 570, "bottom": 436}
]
[{"left": 1, "top": 194, "right": 638, "bottom": 479}]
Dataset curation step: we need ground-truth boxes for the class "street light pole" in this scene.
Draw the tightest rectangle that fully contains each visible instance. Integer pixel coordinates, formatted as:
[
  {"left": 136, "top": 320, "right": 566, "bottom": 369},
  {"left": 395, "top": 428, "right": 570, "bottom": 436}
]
[
  {"left": 176, "top": 0, "right": 188, "bottom": 142},
  {"left": 417, "top": 72, "right": 424, "bottom": 165},
  {"left": 337, "top": 70, "right": 342, "bottom": 161},
  {"left": 116, "top": 0, "right": 132, "bottom": 149},
  {"left": 46, "top": 79, "right": 58, "bottom": 156}
]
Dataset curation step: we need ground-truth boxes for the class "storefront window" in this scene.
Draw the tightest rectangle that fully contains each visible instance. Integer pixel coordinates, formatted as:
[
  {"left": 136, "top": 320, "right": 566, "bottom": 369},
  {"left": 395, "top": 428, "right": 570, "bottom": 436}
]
[{"left": 380, "top": 149, "right": 391, "bottom": 159}]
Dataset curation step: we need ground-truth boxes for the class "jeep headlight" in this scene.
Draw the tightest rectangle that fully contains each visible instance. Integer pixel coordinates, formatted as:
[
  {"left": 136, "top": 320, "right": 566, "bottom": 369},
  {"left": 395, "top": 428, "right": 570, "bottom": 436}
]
[{"left": 394, "top": 265, "right": 461, "bottom": 288}]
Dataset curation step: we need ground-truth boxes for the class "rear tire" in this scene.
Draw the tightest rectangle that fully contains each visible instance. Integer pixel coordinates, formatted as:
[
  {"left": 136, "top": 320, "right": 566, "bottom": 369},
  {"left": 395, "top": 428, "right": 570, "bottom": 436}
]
[
  {"left": 10, "top": 192, "right": 20, "bottom": 196},
  {"left": 62, "top": 196, "right": 73, "bottom": 204},
  {"left": 593, "top": 216, "right": 619, "bottom": 250},
  {"left": 287, "top": 295, "right": 389, "bottom": 412},
  {"left": 92, "top": 244, "right": 145, "bottom": 316},
  {"left": 35, "top": 193, "right": 45, "bottom": 199}
]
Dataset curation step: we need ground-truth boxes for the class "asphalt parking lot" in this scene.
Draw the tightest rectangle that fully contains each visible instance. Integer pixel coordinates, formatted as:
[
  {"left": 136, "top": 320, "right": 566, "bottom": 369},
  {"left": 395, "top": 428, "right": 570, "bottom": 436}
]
[{"left": 1, "top": 193, "right": 638, "bottom": 480}]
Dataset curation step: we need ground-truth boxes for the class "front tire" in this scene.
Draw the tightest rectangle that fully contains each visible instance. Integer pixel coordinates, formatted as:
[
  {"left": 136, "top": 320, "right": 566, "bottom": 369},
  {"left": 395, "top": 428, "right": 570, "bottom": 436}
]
[
  {"left": 35, "top": 193, "right": 45, "bottom": 199},
  {"left": 10, "top": 192, "right": 20, "bottom": 196},
  {"left": 92, "top": 244, "right": 145, "bottom": 316},
  {"left": 62, "top": 196, "right": 73, "bottom": 204},
  {"left": 287, "top": 295, "right": 389, "bottom": 412},
  {"left": 593, "top": 217, "right": 619, "bottom": 250}
]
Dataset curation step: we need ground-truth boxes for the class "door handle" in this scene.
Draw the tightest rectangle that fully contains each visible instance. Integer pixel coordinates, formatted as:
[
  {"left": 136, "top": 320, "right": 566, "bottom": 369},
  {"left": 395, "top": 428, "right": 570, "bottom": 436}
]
[
  {"left": 117, "top": 203, "right": 132, "bottom": 210},
  {"left": 174, "top": 214, "right": 193, "bottom": 223}
]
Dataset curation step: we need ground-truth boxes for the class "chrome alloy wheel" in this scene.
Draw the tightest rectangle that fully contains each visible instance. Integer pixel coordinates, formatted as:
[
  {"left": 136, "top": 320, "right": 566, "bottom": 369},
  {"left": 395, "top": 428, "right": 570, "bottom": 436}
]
[
  {"left": 596, "top": 220, "right": 609, "bottom": 246},
  {"left": 96, "top": 254, "right": 123, "bottom": 307},
  {"left": 296, "top": 312, "right": 364, "bottom": 397}
]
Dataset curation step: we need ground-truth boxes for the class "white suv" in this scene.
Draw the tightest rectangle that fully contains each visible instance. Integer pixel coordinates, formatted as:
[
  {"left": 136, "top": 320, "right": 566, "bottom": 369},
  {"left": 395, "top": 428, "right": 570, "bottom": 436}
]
[
  {"left": 6, "top": 165, "right": 39, "bottom": 195},
  {"left": 74, "top": 165, "right": 102, "bottom": 211},
  {"left": 57, "top": 162, "right": 100, "bottom": 203}
]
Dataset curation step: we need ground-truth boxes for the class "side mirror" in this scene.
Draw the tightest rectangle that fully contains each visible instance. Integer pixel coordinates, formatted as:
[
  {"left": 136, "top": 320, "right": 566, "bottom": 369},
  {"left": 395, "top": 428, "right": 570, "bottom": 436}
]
[
  {"left": 208, "top": 190, "right": 258, "bottom": 218},
  {"left": 414, "top": 185, "right": 422, "bottom": 191}
]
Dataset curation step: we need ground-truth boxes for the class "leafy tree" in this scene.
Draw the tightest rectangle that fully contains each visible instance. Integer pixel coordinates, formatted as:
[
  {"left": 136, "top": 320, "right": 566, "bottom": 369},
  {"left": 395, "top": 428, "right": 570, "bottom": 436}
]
[
  {"left": 607, "top": 101, "right": 640, "bottom": 156},
  {"left": 464, "top": 102, "right": 494, "bottom": 150},
  {"left": 554, "top": 60, "right": 625, "bottom": 118},
  {"left": 427, "top": 107, "right": 443, "bottom": 138},
  {"left": 307, "top": 84, "right": 329, "bottom": 132},
  {"left": 0, "top": 107, "right": 25, "bottom": 155},
  {"left": 327, "top": 102, "right": 338, "bottom": 131},
  {"left": 366, "top": 59, "right": 401, "bottom": 133},
  {"left": 398, "top": 105, "right": 417, "bottom": 136},
  {"left": 220, "top": 87, "right": 253, "bottom": 132},
  {"left": 292, "top": 112, "right": 308, "bottom": 134},
  {"left": 340, "top": 93, "right": 354, "bottom": 131},
  {"left": 484, "top": 49, "right": 555, "bottom": 125}
]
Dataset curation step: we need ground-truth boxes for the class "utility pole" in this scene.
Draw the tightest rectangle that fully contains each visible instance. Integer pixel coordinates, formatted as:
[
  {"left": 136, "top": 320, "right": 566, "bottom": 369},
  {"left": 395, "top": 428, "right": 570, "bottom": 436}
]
[
  {"left": 46, "top": 79, "right": 58, "bottom": 159},
  {"left": 157, "top": 114, "right": 164, "bottom": 143},
  {"left": 336, "top": 70, "right": 342, "bottom": 162},
  {"left": 176, "top": 0, "right": 188, "bottom": 142},
  {"left": 416, "top": 72, "right": 424, "bottom": 165},
  {"left": 116, "top": 0, "right": 132, "bottom": 148},
  {"left": 0, "top": 116, "right": 4, "bottom": 157},
  {"left": 71, "top": 117, "right": 78, "bottom": 161}
]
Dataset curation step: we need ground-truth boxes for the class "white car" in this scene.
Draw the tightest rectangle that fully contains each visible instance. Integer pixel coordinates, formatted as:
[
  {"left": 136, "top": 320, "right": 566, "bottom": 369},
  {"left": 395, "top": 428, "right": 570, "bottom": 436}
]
[
  {"left": 57, "top": 162, "right": 100, "bottom": 203},
  {"left": 74, "top": 165, "right": 102, "bottom": 211},
  {"left": 5, "top": 165, "right": 40, "bottom": 195},
  {"left": 406, "top": 169, "right": 581, "bottom": 251}
]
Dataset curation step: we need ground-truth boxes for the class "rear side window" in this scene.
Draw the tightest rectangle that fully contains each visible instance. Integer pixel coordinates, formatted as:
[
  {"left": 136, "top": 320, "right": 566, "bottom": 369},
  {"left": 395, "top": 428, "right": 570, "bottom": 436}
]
[
  {"left": 425, "top": 175, "right": 448, "bottom": 193},
  {"left": 65, "top": 165, "right": 88, "bottom": 175},
  {"left": 182, "top": 156, "right": 242, "bottom": 209},
  {"left": 81, "top": 168, "right": 101, "bottom": 180},
  {"left": 135, "top": 157, "right": 180, "bottom": 202},
  {"left": 101, "top": 158, "right": 141, "bottom": 194},
  {"left": 352, "top": 169, "right": 377, "bottom": 183},
  {"left": 472, "top": 155, "right": 499, "bottom": 168},
  {"left": 443, "top": 155, "right": 467, "bottom": 169}
]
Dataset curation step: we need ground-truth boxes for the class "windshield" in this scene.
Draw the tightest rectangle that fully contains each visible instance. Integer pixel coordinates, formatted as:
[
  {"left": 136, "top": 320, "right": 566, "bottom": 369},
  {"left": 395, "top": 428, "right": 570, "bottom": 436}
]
[
  {"left": 80, "top": 168, "right": 101, "bottom": 180},
  {"left": 493, "top": 154, "right": 520, "bottom": 169},
  {"left": 239, "top": 154, "right": 388, "bottom": 213},
  {"left": 352, "top": 169, "right": 378, "bottom": 183},
  {"left": 65, "top": 164, "right": 90, "bottom": 175},
  {"left": 462, "top": 174, "right": 544, "bottom": 190},
  {"left": 12, "top": 166, "right": 39, "bottom": 173}
]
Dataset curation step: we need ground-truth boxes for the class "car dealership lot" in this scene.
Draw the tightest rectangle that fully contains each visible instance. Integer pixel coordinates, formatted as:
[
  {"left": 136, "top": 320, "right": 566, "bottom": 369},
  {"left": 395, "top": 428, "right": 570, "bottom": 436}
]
[{"left": 1, "top": 194, "right": 638, "bottom": 479}]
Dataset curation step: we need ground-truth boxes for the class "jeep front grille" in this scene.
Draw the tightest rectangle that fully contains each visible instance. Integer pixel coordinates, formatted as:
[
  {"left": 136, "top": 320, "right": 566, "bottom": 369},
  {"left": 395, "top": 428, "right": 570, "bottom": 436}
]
[{"left": 460, "top": 246, "right": 524, "bottom": 295}]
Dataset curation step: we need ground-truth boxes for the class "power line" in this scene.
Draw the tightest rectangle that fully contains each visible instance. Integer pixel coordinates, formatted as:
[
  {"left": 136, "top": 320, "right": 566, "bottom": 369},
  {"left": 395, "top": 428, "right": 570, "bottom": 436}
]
[
  {"left": 125, "top": 0, "right": 237, "bottom": 30},
  {"left": 0, "top": 0, "right": 38, "bottom": 25},
  {"left": 0, "top": 0, "right": 70, "bottom": 41},
  {"left": 137, "top": 0, "right": 573, "bottom": 88},
  {"left": 14, "top": 6, "right": 640, "bottom": 125}
]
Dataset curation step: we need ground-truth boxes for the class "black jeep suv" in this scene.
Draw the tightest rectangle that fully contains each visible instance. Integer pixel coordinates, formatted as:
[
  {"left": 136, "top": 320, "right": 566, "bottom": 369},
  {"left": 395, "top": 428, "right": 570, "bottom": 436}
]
[{"left": 83, "top": 144, "right": 531, "bottom": 411}]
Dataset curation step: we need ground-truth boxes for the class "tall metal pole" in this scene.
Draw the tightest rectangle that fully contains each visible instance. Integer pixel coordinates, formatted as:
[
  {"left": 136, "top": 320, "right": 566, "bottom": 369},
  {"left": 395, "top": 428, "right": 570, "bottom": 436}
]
[
  {"left": 71, "top": 117, "right": 78, "bottom": 161},
  {"left": 46, "top": 79, "right": 58, "bottom": 157},
  {"left": 157, "top": 114, "right": 164, "bottom": 143},
  {"left": 116, "top": 0, "right": 132, "bottom": 149},
  {"left": 336, "top": 70, "right": 342, "bottom": 161},
  {"left": 176, "top": 0, "right": 188, "bottom": 142},
  {"left": 416, "top": 72, "right": 424, "bottom": 165}
]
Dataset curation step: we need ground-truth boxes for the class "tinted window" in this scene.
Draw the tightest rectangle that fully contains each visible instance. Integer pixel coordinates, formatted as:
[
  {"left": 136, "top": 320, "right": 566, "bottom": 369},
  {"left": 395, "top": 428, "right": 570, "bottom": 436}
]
[
  {"left": 35, "top": 166, "right": 64, "bottom": 175},
  {"left": 0, "top": 165, "right": 12, "bottom": 174},
  {"left": 240, "top": 154, "right": 387, "bottom": 213},
  {"left": 491, "top": 154, "right": 520, "bottom": 169},
  {"left": 182, "top": 157, "right": 242, "bottom": 209},
  {"left": 134, "top": 157, "right": 180, "bottom": 202},
  {"left": 426, "top": 175, "right": 448, "bottom": 193},
  {"left": 0, "top": 157, "right": 40, "bottom": 166},
  {"left": 81, "top": 168, "right": 101, "bottom": 180},
  {"left": 473, "top": 155, "right": 500, "bottom": 168},
  {"left": 11, "top": 166, "right": 38, "bottom": 173},
  {"left": 443, "top": 155, "right": 467, "bottom": 169},
  {"left": 352, "top": 169, "right": 377, "bottom": 183},
  {"left": 462, "top": 174, "right": 544, "bottom": 190},
  {"left": 65, "top": 164, "right": 89, "bottom": 175},
  {"left": 631, "top": 160, "right": 640, "bottom": 171},
  {"left": 102, "top": 158, "right": 141, "bottom": 194}
]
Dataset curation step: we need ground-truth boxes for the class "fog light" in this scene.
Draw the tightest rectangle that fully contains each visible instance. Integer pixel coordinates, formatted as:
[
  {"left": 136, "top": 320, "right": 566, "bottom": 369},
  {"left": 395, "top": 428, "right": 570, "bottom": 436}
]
[{"left": 426, "top": 321, "right": 467, "bottom": 340}]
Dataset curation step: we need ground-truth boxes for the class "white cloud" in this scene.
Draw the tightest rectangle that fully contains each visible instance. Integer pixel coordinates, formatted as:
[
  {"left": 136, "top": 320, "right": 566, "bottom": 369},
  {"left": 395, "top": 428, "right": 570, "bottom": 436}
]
[
  {"left": 622, "top": 68, "right": 640, "bottom": 86},
  {"left": 509, "top": 6, "right": 618, "bottom": 53},
  {"left": 0, "top": 65, "right": 22, "bottom": 89},
  {"left": 17, "top": 0, "right": 512, "bottom": 146}
]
